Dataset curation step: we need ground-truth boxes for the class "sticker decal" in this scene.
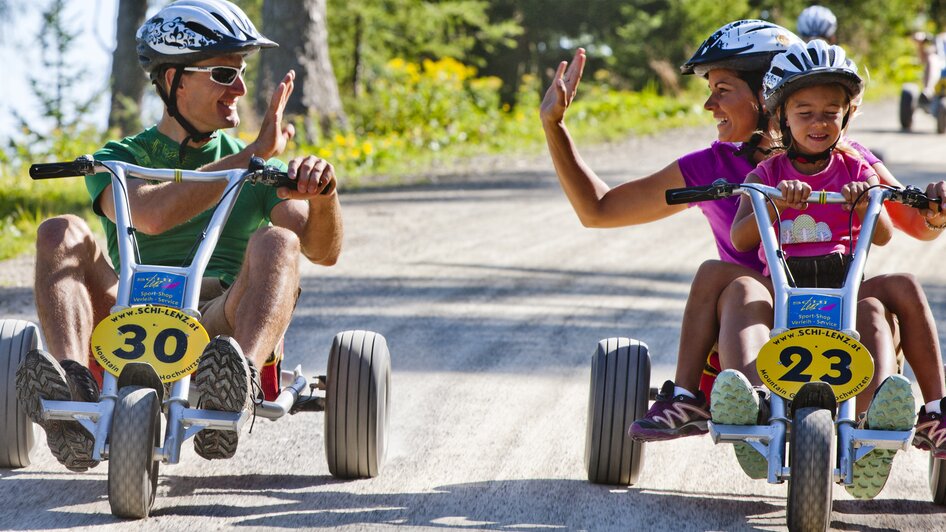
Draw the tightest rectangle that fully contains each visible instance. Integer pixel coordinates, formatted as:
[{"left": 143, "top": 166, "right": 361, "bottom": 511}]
[
  {"left": 757, "top": 327, "right": 873, "bottom": 402},
  {"left": 91, "top": 306, "right": 209, "bottom": 383},
  {"left": 788, "top": 294, "right": 842, "bottom": 330},
  {"left": 130, "top": 272, "right": 186, "bottom": 308}
]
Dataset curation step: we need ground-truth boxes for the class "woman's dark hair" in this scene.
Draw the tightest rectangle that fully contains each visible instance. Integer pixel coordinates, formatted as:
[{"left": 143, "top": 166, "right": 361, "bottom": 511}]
[{"left": 733, "top": 68, "right": 775, "bottom": 162}]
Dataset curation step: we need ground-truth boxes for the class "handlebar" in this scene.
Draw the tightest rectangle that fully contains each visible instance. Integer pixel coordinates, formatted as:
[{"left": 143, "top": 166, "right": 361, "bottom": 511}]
[
  {"left": 665, "top": 179, "right": 941, "bottom": 212},
  {"left": 28, "top": 155, "right": 332, "bottom": 194}
]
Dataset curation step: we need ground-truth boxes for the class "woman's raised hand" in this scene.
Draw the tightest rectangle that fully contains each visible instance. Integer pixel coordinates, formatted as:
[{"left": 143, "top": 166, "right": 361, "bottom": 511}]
[{"left": 540, "top": 48, "right": 586, "bottom": 126}]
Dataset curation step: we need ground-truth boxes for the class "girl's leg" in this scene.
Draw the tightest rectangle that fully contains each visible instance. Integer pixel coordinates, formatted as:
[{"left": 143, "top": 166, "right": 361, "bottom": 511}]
[
  {"left": 860, "top": 273, "right": 946, "bottom": 403},
  {"left": 674, "top": 260, "right": 769, "bottom": 392},
  {"left": 855, "top": 297, "right": 899, "bottom": 414},
  {"left": 716, "top": 272, "right": 773, "bottom": 384}
]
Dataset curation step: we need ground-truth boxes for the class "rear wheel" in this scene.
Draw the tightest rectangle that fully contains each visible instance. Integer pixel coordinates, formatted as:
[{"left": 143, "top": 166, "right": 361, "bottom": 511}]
[
  {"left": 0, "top": 319, "right": 40, "bottom": 469},
  {"left": 325, "top": 330, "right": 391, "bottom": 478},
  {"left": 108, "top": 386, "right": 161, "bottom": 519},
  {"left": 585, "top": 337, "right": 650, "bottom": 486},
  {"left": 900, "top": 84, "right": 918, "bottom": 131},
  {"left": 930, "top": 454, "right": 946, "bottom": 505},
  {"left": 787, "top": 407, "right": 835, "bottom": 532}
]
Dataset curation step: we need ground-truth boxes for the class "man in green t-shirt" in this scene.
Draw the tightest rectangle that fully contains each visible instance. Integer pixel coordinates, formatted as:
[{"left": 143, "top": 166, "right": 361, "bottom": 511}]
[{"left": 16, "top": 0, "right": 343, "bottom": 470}]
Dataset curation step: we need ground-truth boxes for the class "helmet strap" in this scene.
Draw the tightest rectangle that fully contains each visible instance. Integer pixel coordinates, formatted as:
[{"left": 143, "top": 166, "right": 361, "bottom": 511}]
[{"left": 153, "top": 66, "right": 217, "bottom": 163}]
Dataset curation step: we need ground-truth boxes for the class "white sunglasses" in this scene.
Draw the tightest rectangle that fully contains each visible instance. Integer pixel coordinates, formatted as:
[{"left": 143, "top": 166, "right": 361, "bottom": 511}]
[{"left": 182, "top": 65, "right": 246, "bottom": 86}]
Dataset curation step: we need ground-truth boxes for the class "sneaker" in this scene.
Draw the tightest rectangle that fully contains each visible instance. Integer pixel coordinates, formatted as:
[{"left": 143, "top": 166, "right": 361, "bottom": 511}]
[
  {"left": 846, "top": 374, "right": 916, "bottom": 499},
  {"left": 193, "top": 336, "right": 253, "bottom": 460},
  {"left": 15, "top": 350, "right": 99, "bottom": 472},
  {"left": 914, "top": 398, "right": 946, "bottom": 459},
  {"left": 628, "top": 381, "right": 710, "bottom": 442},
  {"left": 711, "top": 369, "right": 769, "bottom": 480}
]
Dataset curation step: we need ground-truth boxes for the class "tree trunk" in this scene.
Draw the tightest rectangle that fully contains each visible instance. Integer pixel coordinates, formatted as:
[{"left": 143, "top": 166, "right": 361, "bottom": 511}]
[
  {"left": 257, "top": 0, "right": 348, "bottom": 142},
  {"left": 108, "top": 0, "right": 149, "bottom": 135}
]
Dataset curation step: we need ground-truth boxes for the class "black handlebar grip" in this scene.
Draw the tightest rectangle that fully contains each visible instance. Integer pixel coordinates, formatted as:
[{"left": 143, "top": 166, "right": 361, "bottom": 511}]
[
  {"left": 29, "top": 159, "right": 91, "bottom": 179},
  {"left": 665, "top": 185, "right": 720, "bottom": 205}
]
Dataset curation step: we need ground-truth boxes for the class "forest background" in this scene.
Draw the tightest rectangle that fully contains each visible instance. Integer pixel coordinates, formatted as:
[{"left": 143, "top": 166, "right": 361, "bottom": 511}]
[{"left": 0, "top": 0, "right": 943, "bottom": 260}]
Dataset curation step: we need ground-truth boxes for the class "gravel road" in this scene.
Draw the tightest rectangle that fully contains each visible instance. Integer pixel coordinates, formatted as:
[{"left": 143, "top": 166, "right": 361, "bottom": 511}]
[{"left": 1, "top": 99, "right": 946, "bottom": 531}]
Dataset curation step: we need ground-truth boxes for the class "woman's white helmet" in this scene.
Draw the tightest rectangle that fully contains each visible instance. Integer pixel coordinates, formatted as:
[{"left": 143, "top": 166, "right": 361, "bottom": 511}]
[
  {"left": 762, "top": 39, "right": 862, "bottom": 111},
  {"left": 137, "top": 0, "right": 277, "bottom": 77},
  {"left": 680, "top": 19, "right": 802, "bottom": 76},
  {"left": 797, "top": 5, "right": 837, "bottom": 40}
]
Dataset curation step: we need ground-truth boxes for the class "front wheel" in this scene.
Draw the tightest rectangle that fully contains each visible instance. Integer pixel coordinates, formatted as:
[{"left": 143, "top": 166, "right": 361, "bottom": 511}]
[
  {"left": 0, "top": 319, "right": 40, "bottom": 469},
  {"left": 325, "top": 330, "right": 391, "bottom": 479},
  {"left": 584, "top": 337, "right": 650, "bottom": 486},
  {"left": 787, "top": 407, "right": 835, "bottom": 532},
  {"left": 108, "top": 386, "right": 161, "bottom": 519}
]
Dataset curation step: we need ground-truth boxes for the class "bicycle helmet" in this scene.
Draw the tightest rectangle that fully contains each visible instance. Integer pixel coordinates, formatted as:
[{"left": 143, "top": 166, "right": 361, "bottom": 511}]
[
  {"left": 680, "top": 19, "right": 802, "bottom": 76},
  {"left": 137, "top": 0, "right": 277, "bottom": 76},
  {"left": 136, "top": 0, "right": 277, "bottom": 161},
  {"left": 762, "top": 39, "right": 862, "bottom": 112},
  {"left": 797, "top": 6, "right": 837, "bottom": 40}
]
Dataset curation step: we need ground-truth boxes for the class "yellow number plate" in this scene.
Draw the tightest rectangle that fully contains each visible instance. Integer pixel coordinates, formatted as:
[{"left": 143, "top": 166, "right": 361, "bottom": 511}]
[
  {"left": 756, "top": 327, "right": 874, "bottom": 402},
  {"left": 91, "top": 306, "right": 209, "bottom": 383}
]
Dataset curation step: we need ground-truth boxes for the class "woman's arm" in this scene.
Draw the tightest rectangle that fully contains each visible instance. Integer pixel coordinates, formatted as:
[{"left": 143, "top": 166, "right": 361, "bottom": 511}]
[
  {"left": 874, "top": 162, "right": 946, "bottom": 240},
  {"left": 541, "top": 49, "right": 688, "bottom": 228},
  {"left": 730, "top": 173, "right": 769, "bottom": 252}
]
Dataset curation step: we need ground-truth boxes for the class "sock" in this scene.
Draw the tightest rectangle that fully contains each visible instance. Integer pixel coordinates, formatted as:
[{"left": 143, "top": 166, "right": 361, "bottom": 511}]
[
  {"left": 674, "top": 385, "right": 696, "bottom": 399},
  {"left": 926, "top": 399, "right": 942, "bottom": 414}
]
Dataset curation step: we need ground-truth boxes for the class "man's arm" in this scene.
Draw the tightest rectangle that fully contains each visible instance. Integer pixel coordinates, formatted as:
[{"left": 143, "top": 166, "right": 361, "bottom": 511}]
[{"left": 269, "top": 155, "right": 343, "bottom": 265}]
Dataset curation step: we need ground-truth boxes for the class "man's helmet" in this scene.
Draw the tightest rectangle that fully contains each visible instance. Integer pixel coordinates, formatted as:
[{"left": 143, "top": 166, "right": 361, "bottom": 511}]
[
  {"left": 681, "top": 19, "right": 802, "bottom": 76},
  {"left": 797, "top": 5, "right": 838, "bottom": 41},
  {"left": 762, "top": 39, "right": 862, "bottom": 111},
  {"left": 137, "top": 0, "right": 277, "bottom": 78}
]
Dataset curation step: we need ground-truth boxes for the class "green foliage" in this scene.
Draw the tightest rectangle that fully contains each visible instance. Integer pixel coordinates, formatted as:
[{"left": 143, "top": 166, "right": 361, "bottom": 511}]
[{"left": 327, "top": 0, "right": 521, "bottom": 96}]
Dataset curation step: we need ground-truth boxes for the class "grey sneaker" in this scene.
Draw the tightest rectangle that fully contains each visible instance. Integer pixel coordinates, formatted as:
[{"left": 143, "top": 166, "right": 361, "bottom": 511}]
[
  {"left": 846, "top": 374, "right": 916, "bottom": 499},
  {"left": 193, "top": 336, "right": 253, "bottom": 460},
  {"left": 15, "top": 349, "right": 99, "bottom": 472},
  {"left": 711, "top": 369, "right": 769, "bottom": 480}
]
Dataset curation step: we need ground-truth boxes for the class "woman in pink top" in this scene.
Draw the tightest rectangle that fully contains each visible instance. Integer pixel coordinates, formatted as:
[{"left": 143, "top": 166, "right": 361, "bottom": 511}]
[{"left": 542, "top": 21, "right": 946, "bottom": 479}]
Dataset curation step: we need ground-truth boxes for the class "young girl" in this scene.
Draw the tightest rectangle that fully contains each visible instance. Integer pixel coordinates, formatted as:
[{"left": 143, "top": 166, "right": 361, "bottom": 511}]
[{"left": 727, "top": 39, "right": 921, "bottom": 498}]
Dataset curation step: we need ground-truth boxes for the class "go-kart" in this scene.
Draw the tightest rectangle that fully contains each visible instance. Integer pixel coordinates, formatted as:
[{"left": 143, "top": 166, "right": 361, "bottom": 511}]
[
  {"left": 900, "top": 32, "right": 946, "bottom": 134},
  {"left": 584, "top": 179, "right": 945, "bottom": 530},
  {"left": 0, "top": 155, "right": 391, "bottom": 519}
]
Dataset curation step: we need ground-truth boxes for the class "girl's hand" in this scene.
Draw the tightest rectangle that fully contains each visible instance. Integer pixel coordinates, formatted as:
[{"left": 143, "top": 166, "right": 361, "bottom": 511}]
[
  {"left": 842, "top": 181, "right": 871, "bottom": 215},
  {"left": 540, "top": 48, "right": 586, "bottom": 126},
  {"left": 777, "top": 180, "right": 811, "bottom": 210}
]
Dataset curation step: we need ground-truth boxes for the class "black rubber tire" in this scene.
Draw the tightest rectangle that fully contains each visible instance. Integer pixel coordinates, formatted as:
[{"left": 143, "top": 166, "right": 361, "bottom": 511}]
[
  {"left": 0, "top": 319, "right": 39, "bottom": 469},
  {"left": 584, "top": 337, "right": 650, "bottom": 486},
  {"left": 787, "top": 407, "right": 835, "bottom": 532},
  {"left": 936, "top": 97, "right": 946, "bottom": 134},
  {"left": 930, "top": 454, "right": 946, "bottom": 505},
  {"left": 325, "top": 330, "right": 391, "bottom": 479},
  {"left": 108, "top": 386, "right": 161, "bottom": 519},
  {"left": 900, "top": 84, "right": 918, "bottom": 131}
]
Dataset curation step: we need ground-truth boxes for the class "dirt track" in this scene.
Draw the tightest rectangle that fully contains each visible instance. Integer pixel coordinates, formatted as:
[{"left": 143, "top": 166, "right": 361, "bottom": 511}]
[{"left": 1, "top": 99, "right": 946, "bottom": 530}]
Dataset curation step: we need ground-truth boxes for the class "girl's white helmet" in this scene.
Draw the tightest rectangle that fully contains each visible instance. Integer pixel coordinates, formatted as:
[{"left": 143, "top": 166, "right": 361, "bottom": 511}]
[
  {"left": 137, "top": 0, "right": 277, "bottom": 77},
  {"left": 680, "top": 19, "right": 802, "bottom": 76},
  {"left": 797, "top": 5, "right": 837, "bottom": 40},
  {"left": 762, "top": 39, "right": 862, "bottom": 111}
]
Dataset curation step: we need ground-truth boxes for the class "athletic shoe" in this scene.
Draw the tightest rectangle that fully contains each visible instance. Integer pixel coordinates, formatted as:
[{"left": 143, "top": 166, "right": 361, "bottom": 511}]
[
  {"left": 628, "top": 380, "right": 710, "bottom": 441},
  {"left": 193, "top": 336, "right": 254, "bottom": 460},
  {"left": 15, "top": 349, "right": 99, "bottom": 472},
  {"left": 914, "top": 398, "right": 946, "bottom": 459},
  {"left": 846, "top": 374, "right": 916, "bottom": 499},
  {"left": 711, "top": 369, "right": 769, "bottom": 480}
]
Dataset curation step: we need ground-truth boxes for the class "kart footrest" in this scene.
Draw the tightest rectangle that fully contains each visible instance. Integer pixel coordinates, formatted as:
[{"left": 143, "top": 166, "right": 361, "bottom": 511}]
[{"left": 290, "top": 395, "right": 325, "bottom": 414}]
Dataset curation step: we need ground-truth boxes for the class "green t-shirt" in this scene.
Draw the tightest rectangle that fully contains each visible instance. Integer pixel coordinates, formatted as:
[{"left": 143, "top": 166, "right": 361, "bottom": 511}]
[{"left": 86, "top": 127, "right": 286, "bottom": 286}]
